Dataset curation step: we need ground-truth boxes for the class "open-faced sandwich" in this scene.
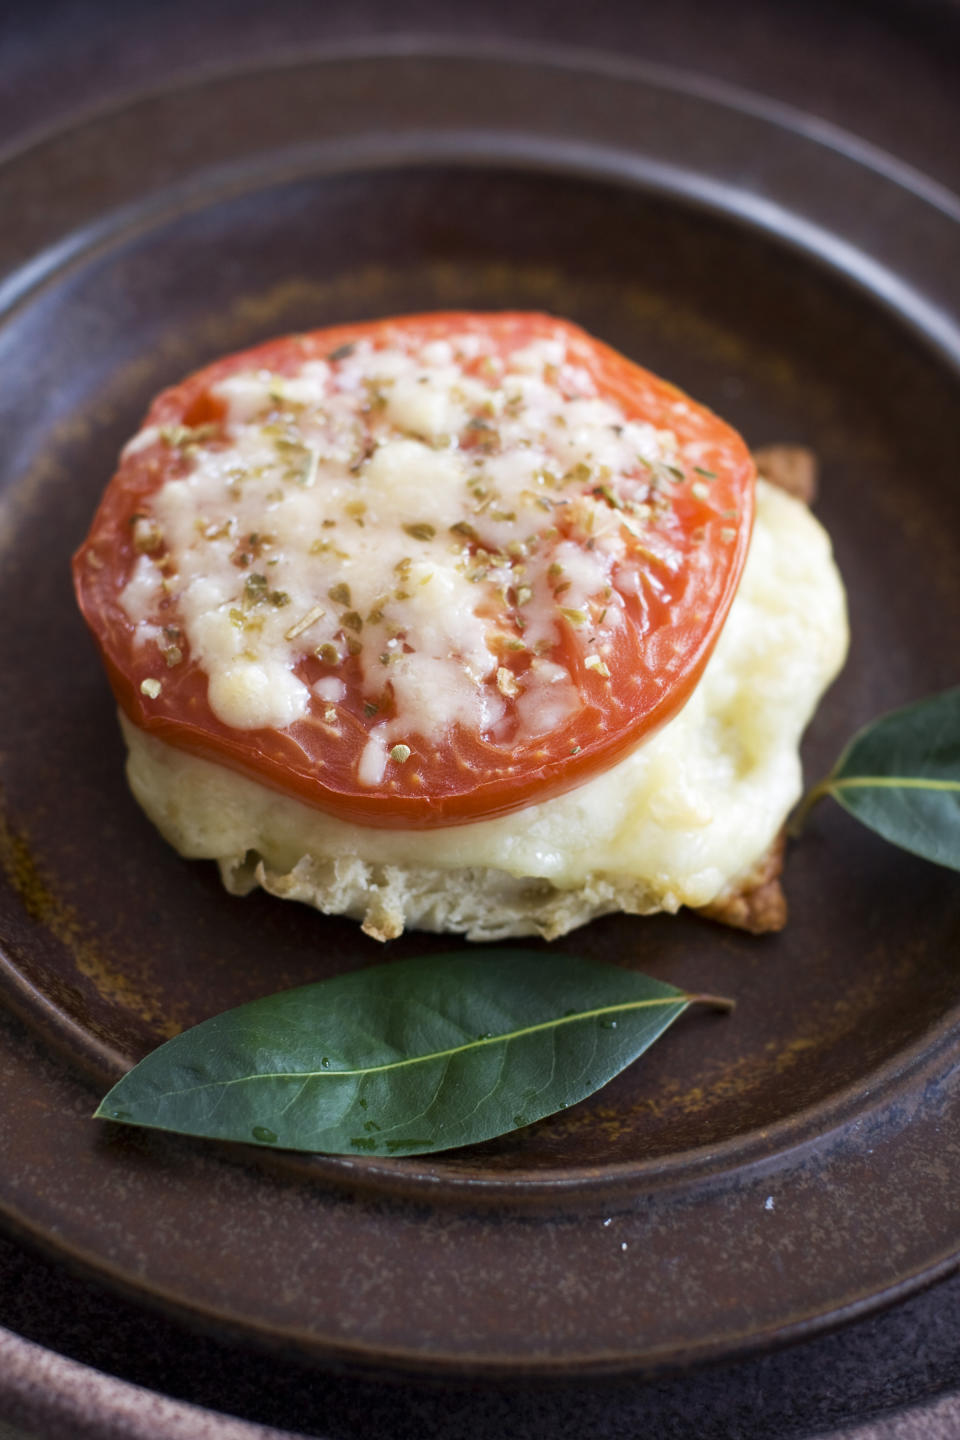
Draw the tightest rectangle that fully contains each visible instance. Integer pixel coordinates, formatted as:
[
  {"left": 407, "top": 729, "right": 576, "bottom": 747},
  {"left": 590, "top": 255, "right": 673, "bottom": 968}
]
[{"left": 73, "top": 313, "right": 847, "bottom": 941}]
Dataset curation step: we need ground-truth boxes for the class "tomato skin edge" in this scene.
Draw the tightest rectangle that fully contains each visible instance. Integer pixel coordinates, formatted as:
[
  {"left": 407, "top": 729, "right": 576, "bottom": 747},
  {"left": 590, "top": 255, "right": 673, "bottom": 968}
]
[{"left": 73, "top": 312, "right": 755, "bottom": 830}]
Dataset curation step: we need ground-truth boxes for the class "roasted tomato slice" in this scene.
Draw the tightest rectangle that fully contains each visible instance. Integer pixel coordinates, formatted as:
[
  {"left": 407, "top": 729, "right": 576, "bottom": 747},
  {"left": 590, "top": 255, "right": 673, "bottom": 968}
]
[{"left": 74, "top": 312, "right": 755, "bottom": 828}]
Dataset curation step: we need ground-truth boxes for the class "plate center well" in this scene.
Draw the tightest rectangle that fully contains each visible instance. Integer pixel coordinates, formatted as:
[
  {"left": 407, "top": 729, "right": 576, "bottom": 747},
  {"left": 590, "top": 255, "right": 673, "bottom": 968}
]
[{"left": 1, "top": 162, "right": 958, "bottom": 1183}]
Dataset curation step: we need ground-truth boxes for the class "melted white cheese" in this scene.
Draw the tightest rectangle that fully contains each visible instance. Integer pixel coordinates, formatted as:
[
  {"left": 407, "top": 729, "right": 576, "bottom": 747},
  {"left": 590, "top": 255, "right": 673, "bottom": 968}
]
[
  {"left": 121, "top": 479, "right": 849, "bottom": 938},
  {"left": 119, "top": 330, "right": 709, "bottom": 768}
]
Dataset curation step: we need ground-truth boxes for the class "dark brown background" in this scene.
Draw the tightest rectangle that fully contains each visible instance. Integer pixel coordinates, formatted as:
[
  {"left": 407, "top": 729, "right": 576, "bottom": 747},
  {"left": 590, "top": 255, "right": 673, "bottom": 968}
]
[{"left": 1, "top": 2, "right": 960, "bottom": 1437}]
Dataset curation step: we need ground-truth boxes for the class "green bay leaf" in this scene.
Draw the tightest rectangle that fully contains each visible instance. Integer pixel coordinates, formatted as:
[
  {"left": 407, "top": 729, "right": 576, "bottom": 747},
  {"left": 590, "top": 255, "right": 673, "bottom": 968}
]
[
  {"left": 800, "top": 686, "right": 960, "bottom": 870},
  {"left": 95, "top": 951, "right": 723, "bottom": 1156}
]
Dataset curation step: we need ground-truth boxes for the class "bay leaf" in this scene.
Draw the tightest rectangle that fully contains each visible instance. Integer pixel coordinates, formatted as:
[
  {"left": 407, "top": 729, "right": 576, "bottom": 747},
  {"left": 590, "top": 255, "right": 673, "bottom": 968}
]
[
  {"left": 96, "top": 951, "right": 726, "bottom": 1156},
  {"left": 797, "top": 686, "right": 960, "bottom": 870}
]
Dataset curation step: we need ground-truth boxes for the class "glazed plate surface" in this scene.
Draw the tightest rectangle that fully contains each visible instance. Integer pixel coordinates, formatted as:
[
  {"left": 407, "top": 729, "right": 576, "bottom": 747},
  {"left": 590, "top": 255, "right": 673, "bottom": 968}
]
[{"left": 0, "top": 48, "right": 958, "bottom": 1376}]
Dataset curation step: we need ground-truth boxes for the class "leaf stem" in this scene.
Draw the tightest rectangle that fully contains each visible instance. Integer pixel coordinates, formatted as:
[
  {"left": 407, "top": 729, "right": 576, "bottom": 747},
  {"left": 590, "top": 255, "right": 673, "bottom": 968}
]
[
  {"left": 790, "top": 771, "right": 960, "bottom": 839},
  {"left": 684, "top": 992, "right": 736, "bottom": 1014},
  {"left": 788, "top": 777, "right": 833, "bottom": 837}
]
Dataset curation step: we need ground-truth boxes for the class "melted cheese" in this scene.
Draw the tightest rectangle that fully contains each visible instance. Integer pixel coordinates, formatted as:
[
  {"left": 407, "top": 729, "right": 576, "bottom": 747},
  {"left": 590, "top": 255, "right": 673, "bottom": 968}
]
[
  {"left": 121, "top": 479, "right": 848, "bottom": 940},
  {"left": 119, "top": 330, "right": 720, "bottom": 772}
]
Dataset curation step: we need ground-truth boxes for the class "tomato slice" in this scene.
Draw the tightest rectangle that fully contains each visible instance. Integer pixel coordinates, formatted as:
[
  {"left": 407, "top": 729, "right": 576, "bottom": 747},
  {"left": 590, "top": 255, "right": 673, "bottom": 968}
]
[{"left": 73, "top": 313, "right": 754, "bottom": 828}]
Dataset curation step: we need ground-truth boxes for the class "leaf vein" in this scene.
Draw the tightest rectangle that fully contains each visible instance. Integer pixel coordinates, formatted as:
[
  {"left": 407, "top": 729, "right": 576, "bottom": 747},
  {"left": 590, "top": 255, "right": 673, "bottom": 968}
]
[
  {"left": 155, "top": 995, "right": 686, "bottom": 1099},
  {"left": 831, "top": 776, "right": 960, "bottom": 794}
]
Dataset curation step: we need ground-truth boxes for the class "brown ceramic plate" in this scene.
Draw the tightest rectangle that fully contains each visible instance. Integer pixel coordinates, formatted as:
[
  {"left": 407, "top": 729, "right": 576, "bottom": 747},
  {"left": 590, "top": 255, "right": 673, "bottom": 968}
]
[{"left": 0, "top": 46, "right": 958, "bottom": 1379}]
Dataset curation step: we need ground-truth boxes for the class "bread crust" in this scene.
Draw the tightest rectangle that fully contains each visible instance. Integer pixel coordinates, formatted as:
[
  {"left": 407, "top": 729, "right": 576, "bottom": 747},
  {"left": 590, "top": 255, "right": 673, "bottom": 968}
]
[
  {"left": 696, "top": 830, "right": 787, "bottom": 934},
  {"left": 753, "top": 444, "right": 818, "bottom": 505}
]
